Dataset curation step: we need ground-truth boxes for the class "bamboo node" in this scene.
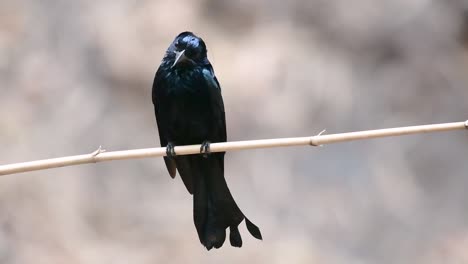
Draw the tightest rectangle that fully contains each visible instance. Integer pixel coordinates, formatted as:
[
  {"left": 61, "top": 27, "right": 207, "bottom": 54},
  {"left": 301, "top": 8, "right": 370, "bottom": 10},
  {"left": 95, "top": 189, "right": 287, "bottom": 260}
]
[
  {"left": 91, "top": 146, "right": 106, "bottom": 158},
  {"left": 309, "top": 138, "right": 319, "bottom": 146},
  {"left": 310, "top": 129, "right": 326, "bottom": 147}
]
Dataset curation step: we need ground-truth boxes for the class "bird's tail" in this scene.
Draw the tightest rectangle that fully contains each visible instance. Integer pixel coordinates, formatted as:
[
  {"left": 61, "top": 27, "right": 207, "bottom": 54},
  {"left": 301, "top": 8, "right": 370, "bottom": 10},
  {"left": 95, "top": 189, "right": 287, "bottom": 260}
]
[{"left": 191, "top": 154, "right": 262, "bottom": 250}]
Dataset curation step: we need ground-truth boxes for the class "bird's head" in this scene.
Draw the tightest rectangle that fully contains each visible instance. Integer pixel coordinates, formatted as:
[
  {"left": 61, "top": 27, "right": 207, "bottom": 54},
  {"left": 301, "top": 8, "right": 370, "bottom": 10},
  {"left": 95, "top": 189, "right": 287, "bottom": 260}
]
[{"left": 167, "top": 32, "right": 208, "bottom": 68}]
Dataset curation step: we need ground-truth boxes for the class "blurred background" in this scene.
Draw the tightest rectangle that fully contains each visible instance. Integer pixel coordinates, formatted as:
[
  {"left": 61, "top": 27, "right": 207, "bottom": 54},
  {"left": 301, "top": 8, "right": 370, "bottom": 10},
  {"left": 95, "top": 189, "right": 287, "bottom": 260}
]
[{"left": 1, "top": 0, "right": 468, "bottom": 263}]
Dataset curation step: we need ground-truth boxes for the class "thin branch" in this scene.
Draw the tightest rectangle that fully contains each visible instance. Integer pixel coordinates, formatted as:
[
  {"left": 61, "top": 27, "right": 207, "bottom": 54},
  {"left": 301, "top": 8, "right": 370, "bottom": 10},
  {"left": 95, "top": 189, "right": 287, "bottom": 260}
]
[{"left": 1, "top": 120, "right": 466, "bottom": 176}]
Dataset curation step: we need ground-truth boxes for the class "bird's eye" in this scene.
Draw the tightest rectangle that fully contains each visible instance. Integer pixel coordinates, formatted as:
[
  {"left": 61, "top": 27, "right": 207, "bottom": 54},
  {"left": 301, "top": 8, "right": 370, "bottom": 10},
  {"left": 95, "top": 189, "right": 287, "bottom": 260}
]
[{"left": 175, "top": 39, "right": 185, "bottom": 49}]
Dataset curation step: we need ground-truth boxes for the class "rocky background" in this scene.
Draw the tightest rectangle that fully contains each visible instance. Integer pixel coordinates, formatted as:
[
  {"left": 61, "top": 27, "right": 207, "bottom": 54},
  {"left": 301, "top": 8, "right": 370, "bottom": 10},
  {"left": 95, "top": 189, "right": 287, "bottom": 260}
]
[{"left": 1, "top": 0, "right": 468, "bottom": 263}]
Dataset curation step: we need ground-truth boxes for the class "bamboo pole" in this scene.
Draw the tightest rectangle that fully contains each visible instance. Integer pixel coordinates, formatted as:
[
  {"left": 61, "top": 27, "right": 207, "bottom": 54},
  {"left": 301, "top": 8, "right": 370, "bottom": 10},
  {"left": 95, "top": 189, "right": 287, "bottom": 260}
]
[{"left": 0, "top": 120, "right": 466, "bottom": 176}]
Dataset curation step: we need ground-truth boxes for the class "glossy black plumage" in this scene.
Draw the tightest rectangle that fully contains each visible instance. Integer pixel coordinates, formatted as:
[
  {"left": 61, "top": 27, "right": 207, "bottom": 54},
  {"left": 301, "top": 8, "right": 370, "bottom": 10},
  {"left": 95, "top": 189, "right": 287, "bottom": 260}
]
[{"left": 152, "top": 32, "right": 262, "bottom": 250}]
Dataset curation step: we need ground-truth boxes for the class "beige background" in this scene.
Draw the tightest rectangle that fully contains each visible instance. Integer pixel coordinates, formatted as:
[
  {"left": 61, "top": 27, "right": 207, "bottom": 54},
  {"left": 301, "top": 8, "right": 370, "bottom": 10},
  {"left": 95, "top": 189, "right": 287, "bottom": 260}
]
[{"left": 1, "top": 0, "right": 468, "bottom": 263}]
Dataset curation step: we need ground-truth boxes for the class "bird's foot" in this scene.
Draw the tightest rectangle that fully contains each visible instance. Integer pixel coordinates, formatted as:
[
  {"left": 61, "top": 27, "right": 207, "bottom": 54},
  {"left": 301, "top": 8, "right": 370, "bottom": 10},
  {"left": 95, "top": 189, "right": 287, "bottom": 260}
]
[
  {"left": 166, "top": 142, "right": 176, "bottom": 157},
  {"left": 200, "top": 140, "right": 211, "bottom": 158}
]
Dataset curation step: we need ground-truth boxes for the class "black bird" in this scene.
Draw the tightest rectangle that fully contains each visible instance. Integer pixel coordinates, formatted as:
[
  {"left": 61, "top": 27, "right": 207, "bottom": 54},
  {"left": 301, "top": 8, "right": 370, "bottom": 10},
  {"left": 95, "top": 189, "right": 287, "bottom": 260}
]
[{"left": 152, "top": 32, "right": 262, "bottom": 250}]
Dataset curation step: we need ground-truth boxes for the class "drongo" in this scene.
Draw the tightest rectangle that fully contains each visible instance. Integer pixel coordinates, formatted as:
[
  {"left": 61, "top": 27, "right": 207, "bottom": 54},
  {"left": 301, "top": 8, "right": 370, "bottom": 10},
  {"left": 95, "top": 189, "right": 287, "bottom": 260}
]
[{"left": 152, "top": 32, "right": 262, "bottom": 250}]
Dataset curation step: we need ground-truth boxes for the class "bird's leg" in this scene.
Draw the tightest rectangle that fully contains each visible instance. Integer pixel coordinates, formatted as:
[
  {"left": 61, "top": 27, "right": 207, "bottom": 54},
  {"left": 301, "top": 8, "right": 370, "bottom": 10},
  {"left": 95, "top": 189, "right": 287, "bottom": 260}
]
[
  {"left": 166, "top": 142, "right": 176, "bottom": 157},
  {"left": 200, "top": 140, "right": 211, "bottom": 158}
]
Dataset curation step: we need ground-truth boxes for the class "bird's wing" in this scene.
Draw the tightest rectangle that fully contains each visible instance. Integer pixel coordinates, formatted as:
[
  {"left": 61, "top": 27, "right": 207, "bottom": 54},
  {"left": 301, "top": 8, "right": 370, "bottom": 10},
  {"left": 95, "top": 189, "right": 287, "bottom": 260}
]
[
  {"left": 202, "top": 67, "right": 227, "bottom": 142},
  {"left": 152, "top": 67, "right": 177, "bottom": 178}
]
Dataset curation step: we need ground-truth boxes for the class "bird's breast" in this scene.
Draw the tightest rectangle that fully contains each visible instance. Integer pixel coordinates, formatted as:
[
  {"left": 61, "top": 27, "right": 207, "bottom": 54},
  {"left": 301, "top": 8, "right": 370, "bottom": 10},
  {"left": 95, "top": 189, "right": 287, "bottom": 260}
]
[
  {"left": 161, "top": 69, "right": 214, "bottom": 143},
  {"left": 165, "top": 69, "right": 205, "bottom": 94}
]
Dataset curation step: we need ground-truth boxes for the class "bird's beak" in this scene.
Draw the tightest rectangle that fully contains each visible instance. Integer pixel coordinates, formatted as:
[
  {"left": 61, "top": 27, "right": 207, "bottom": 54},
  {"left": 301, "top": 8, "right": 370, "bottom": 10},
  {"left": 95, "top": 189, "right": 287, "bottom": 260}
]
[{"left": 172, "top": 49, "right": 186, "bottom": 68}]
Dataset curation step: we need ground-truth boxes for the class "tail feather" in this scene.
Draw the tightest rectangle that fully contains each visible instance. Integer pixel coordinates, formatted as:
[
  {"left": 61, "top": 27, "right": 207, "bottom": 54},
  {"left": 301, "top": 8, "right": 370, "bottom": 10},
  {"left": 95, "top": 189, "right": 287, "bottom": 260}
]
[
  {"left": 245, "top": 217, "right": 263, "bottom": 240},
  {"left": 192, "top": 158, "right": 207, "bottom": 245},
  {"left": 203, "top": 199, "right": 226, "bottom": 250},
  {"left": 191, "top": 154, "right": 261, "bottom": 250},
  {"left": 229, "top": 226, "right": 242, "bottom": 247},
  {"left": 204, "top": 224, "right": 226, "bottom": 250}
]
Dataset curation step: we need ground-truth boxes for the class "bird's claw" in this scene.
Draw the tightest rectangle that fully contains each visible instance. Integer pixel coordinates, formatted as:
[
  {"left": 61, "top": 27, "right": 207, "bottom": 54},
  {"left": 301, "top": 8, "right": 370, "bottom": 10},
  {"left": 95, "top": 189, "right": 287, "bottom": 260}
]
[
  {"left": 200, "top": 141, "right": 211, "bottom": 158},
  {"left": 166, "top": 143, "right": 176, "bottom": 157}
]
